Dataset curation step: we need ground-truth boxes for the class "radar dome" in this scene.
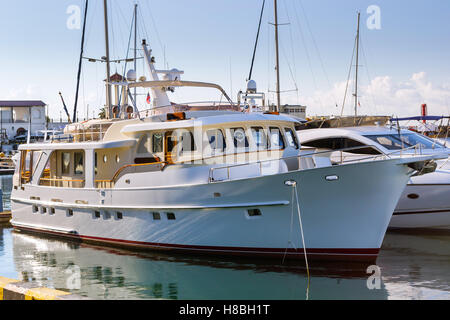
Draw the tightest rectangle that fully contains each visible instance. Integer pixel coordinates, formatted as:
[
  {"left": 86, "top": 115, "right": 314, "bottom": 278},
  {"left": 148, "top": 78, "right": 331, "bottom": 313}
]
[
  {"left": 247, "top": 80, "right": 257, "bottom": 93},
  {"left": 126, "top": 69, "right": 137, "bottom": 82}
]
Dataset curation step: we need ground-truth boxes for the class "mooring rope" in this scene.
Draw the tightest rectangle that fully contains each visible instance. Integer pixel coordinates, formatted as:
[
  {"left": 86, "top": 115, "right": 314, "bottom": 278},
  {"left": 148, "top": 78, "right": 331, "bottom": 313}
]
[{"left": 284, "top": 180, "right": 310, "bottom": 300}]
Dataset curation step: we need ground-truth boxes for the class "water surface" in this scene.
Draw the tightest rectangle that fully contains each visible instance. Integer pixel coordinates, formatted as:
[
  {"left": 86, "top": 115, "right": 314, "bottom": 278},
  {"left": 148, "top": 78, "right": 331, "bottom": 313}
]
[{"left": 1, "top": 175, "right": 449, "bottom": 300}]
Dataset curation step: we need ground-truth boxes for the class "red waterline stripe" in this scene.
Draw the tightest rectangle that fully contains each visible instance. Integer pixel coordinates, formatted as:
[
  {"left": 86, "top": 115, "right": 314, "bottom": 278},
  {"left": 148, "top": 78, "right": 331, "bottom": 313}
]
[
  {"left": 393, "top": 209, "right": 450, "bottom": 216},
  {"left": 13, "top": 225, "right": 379, "bottom": 256}
]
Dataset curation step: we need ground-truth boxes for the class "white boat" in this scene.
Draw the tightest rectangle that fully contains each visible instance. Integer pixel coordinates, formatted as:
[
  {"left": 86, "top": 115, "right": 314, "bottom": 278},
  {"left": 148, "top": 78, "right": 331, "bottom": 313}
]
[
  {"left": 11, "top": 36, "right": 440, "bottom": 263},
  {"left": 298, "top": 126, "right": 450, "bottom": 230},
  {"left": 9, "top": 0, "right": 437, "bottom": 262}
]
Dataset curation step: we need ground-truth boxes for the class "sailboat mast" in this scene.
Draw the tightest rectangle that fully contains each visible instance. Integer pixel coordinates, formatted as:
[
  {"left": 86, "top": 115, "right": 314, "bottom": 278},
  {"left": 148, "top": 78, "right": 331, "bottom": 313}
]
[
  {"left": 274, "top": 0, "right": 281, "bottom": 112},
  {"left": 134, "top": 4, "right": 138, "bottom": 107},
  {"left": 354, "top": 12, "right": 360, "bottom": 117},
  {"left": 73, "top": 0, "right": 89, "bottom": 123},
  {"left": 103, "top": 0, "right": 112, "bottom": 119}
]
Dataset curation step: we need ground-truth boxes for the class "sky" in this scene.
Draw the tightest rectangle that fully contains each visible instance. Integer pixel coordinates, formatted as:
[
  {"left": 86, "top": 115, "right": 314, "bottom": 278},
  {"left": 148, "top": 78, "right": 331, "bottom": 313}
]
[{"left": 0, "top": 0, "right": 449, "bottom": 119}]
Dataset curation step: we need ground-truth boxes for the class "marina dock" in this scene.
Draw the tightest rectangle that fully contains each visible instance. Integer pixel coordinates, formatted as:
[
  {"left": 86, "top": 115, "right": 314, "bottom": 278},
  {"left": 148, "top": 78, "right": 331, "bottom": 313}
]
[{"left": 0, "top": 276, "right": 88, "bottom": 300}]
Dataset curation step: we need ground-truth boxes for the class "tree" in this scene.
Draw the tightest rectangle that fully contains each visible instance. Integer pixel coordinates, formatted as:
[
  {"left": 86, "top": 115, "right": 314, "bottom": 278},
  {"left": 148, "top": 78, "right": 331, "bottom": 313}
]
[{"left": 98, "top": 107, "right": 106, "bottom": 119}]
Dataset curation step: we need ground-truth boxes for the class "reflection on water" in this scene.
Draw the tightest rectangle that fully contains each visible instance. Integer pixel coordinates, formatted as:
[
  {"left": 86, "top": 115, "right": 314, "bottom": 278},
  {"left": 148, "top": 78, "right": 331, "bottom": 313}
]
[
  {"left": 1, "top": 174, "right": 449, "bottom": 300},
  {"left": 1, "top": 228, "right": 390, "bottom": 300},
  {"left": 378, "top": 230, "right": 450, "bottom": 299},
  {"left": 0, "top": 175, "right": 13, "bottom": 211}
]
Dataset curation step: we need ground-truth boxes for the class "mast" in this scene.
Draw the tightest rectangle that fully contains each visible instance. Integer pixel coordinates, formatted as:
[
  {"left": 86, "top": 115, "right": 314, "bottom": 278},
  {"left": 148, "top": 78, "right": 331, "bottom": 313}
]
[
  {"left": 73, "top": 0, "right": 89, "bottom": 123},
  {"left": 274, "top": 0, "right": 281, "bottom": 112},
  {"left": 134, "top": 3, "right": 138, "bottom": 107},
  {"left": 103, "top": 0, "right": 112, "bottom": 119},
  {"left": 354, "top": 12, "right": 360, "bottom": 117}
]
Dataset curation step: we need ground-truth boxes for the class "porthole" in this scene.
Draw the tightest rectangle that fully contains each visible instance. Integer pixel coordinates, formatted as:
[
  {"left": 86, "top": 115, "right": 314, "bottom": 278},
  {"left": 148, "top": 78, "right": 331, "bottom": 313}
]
[
  {"left": 407, "top": 193, "right": 420, "bottom": 200},
  {"left": 67, "top": 209, "right": 74, "bottom": 217},
  {"left": 103, "top": 211, "right": 111, "bottom": 220},
  {"left": 166, "top": 213, "right": 176, "bottom": 220},
  {"left": 41, "top": 207, "right": 47, "bottom": 214},
  {"left": 116, "top": 155, "right": 120, "bottom": 163},
  {"left": 247, "top": 209, "right": 262, "bottom": 217},
  {"left": 50, "top": 208, "right": 56, "bottom": 215},
  {"left": 103, "top": 155, "right": 108, "bottom": 163},
  {"left": 152, "top": 212, "right": 161, "bottom": 220},
  {"left": 32, "top": 205, "right": 39, "bottom": 213}
]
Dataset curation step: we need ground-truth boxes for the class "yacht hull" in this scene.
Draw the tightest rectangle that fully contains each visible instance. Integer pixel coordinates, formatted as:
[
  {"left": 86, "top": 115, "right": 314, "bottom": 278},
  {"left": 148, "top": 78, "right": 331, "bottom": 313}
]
[
  {"left": 11, "top": 158, "right": 413, "bottom": 262},
  {"left": 391, "top": 183, "right": 450, "bottom": 230}
]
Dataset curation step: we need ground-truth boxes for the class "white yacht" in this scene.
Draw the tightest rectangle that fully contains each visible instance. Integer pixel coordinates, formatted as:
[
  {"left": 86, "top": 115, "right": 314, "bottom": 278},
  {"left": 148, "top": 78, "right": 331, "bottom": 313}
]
[
  {"left": 298, "top": 126, "right": 450, "bottom": 230},
  {"left": 10, "top": 39, "right": 441, "bottom": 263}
]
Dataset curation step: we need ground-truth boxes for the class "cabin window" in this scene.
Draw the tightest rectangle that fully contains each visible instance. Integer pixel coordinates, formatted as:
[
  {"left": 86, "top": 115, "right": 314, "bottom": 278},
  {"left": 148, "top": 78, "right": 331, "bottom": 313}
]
[
  {"left": 251, "top": 127, "right": 268, "bottom": 150},
  {"left": 302, "top": 138, "right": 381, "bottom": 155},
  {"left": 269, "top": 127, "right": 285, "bottom": 150},
  {"left": 285, "top": 128, "right": 299, "bottom": 149},
  {"left": 180, "top": 131, "right": 197, "bottom": 153},
  {"left": 137, "top": 134, "right": 151, "bottom": 154},
  {"left": 94, "top": 152, "right": 98, "bottom": 175},
  {"left": 20, "top": 150, "right": 33, "bottom": 184},
  {"left": 364, "top": 135, "right": 414, "bottom": 151},
  {"left": 74, "top": 152, "right": 84, "bottom": 175},
  {"left": 166, "top": 133, "right": 178, "bottom": 153},
  {"left": 207, "top": 129, "right": 226, "bottom": 152},
  {"left": 61, "top": 152, "right": 71, "bottom": 174},
  {"left": 231, "top": 128, "right": 249, "bottom": 149},
  {"left": 152, "top": 133, "right": 164, "bottom": 153}
]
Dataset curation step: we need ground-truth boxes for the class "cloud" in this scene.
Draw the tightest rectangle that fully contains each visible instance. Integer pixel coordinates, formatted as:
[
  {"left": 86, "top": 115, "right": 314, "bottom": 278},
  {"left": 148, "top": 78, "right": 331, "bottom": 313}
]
[{"left": 289, "top": 72, "right": 450, "bottom": 117}]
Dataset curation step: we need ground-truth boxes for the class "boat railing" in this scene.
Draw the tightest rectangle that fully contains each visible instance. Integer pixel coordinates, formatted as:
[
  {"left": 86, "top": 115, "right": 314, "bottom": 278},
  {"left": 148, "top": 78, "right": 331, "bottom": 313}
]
[
  {"left": 50, "top": 123, "right": 114, "bottom": 144},
  {"left": 95, "top": 161, "right": 167, "bottom": 188},
  {"left": 39, "top": 177, "right": 85, "bottom": 188},
  {"left": 208, "top": 145, "right": 390, "bottom": 183}
]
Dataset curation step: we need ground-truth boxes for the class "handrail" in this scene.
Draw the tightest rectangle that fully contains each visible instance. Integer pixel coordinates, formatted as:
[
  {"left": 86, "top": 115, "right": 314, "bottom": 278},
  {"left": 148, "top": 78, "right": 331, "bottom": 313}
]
[
  {"left": 95, "top": 161, "right": 167, "bottom": 185},
  {"left": 208, "top": 145, "right": 392, "bottom": 183},
  {"left": 40, "top": 178, "right": 85, "bottom": 183}
]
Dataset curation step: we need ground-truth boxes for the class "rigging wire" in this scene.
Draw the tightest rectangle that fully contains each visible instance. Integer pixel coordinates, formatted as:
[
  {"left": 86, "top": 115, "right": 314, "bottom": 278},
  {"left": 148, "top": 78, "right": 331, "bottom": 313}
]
[
  {"left": 291, "top": 0, "right": 324, "bottom": 110},
  {"left": 340, "top": 36, "right": 357, "bottom": 117},
  {"left": 359, "top": 37, "right": 378, "bottom": 113},
  {"left": 282, "top": 0, "right": 300, "bottom": 103},
  {"left": 297, "top": 0, "right": 338, "bottom": 108}
]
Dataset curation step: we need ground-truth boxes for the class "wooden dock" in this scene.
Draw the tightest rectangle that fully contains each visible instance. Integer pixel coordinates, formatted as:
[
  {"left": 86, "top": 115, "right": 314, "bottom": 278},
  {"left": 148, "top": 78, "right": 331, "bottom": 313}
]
[{"left": 0, "top": 211, "right": 11, "bottom": 224}]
